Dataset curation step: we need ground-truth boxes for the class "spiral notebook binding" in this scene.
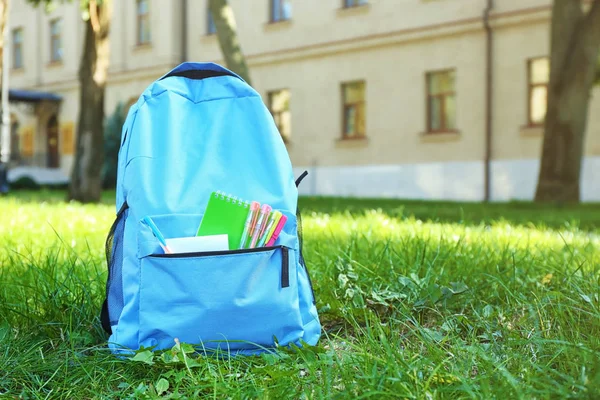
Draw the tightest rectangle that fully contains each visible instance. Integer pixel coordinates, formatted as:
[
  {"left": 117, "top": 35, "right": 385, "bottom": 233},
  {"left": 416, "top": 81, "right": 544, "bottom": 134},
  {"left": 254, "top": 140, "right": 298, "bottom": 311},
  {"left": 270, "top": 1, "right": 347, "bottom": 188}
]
[{"left": 214, "top": 191, "right": 250, "bottom": 208}]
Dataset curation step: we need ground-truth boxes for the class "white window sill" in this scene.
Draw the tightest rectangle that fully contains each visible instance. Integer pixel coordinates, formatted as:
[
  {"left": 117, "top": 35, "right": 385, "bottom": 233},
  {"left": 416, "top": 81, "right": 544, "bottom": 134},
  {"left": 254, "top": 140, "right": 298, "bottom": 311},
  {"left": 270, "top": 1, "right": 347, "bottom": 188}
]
[
  {"left": 263, "top": 19, "right": 293, "bottom": 32},
  {"left": 337, "top": 4, "right": 370, "bottom": 17},
  {"left": 419, "top": 131, "right": 461, "bottom": 142}
]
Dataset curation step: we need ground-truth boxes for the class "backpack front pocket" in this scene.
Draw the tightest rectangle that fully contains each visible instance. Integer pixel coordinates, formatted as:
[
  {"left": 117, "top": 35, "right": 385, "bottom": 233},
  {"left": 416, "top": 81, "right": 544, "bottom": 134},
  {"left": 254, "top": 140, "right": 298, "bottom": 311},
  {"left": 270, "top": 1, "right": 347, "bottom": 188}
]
[{"left": 138, "top": 246, "right": 303, "bottom": 353}]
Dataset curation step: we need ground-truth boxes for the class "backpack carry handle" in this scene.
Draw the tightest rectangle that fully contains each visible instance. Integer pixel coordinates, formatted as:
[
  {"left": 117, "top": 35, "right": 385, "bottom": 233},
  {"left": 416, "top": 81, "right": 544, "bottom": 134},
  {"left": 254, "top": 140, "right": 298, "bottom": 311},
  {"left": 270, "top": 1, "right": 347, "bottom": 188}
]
[
  {"left": 295, "top": 171, "right": 308, "bottom": 188},
  {"left": 159, "top": 62, "right": 244, "bottom": 82}
]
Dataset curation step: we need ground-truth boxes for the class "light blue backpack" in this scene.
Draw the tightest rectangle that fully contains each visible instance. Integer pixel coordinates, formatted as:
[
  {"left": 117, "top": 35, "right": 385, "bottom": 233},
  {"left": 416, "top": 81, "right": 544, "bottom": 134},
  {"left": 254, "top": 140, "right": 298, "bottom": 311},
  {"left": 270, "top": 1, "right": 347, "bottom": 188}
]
[{"left": 100, "top": 62, "right": 321, "bottom": 355}]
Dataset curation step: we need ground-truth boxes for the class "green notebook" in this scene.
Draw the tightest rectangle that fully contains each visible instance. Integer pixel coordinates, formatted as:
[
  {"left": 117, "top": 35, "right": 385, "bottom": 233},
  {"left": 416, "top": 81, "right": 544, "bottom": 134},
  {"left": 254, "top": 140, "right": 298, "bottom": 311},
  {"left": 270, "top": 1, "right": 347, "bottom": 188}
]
[{"left": 196, "top": 191, "right": 250, "bottom": 250}]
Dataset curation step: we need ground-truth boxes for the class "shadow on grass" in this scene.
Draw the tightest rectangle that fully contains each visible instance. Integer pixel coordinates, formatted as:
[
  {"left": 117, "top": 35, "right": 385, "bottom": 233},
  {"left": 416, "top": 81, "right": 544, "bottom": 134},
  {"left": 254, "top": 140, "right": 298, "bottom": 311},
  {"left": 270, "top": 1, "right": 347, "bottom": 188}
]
[
  {"left": 4, "top": 190, "right": 599, "bottom": 232},
  {"left": 299, "top": 196, "right": 600, "bottom": 233},
  {"left": 1, "top": 189, "right": 116, "bottom": 205}
]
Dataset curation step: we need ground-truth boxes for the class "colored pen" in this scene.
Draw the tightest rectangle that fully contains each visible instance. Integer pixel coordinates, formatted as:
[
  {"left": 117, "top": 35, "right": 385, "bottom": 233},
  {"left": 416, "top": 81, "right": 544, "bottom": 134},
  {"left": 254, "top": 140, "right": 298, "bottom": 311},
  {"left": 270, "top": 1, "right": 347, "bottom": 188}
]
[
  {"left": 266, "top": 214, "right": 288, "bottom": 247},
  {"left": 246, "top": 202, "right": 261, "bottom": 247},
  {"left": 142, "top": 216, "right": 173, "bottom": 254},
  {"left": 249, "top": 204, "right": 272, "bottom": 248},
  {"left": 257, "top": 210, "right": 281, "bottom": 247},
  {"left": 239, "top": 201, "right": 260, "bottom": 249}
]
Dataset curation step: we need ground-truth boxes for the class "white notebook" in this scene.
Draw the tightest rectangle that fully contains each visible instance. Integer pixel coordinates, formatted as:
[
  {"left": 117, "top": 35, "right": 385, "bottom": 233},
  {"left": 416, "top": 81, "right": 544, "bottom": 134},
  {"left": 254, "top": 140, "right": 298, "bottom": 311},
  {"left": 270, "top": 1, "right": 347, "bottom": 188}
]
[{"left": 165, "top": 234, "right": 228, "bottom": 253}]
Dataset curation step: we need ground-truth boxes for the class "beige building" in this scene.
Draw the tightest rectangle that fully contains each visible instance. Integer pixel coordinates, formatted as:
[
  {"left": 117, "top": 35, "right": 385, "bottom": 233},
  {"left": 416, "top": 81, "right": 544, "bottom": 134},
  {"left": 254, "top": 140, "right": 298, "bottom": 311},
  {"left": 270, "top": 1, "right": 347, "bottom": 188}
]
[{"left": 5, "top": 0, "right": 600, "bottom": 200}]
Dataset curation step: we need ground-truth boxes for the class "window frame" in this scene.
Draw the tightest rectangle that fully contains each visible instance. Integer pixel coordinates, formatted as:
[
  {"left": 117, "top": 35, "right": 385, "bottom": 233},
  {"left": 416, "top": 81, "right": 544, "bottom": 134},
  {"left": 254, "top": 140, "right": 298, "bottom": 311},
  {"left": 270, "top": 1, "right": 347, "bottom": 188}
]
[
  {"left": 341, "top": 80, "right": 366, "bottom": 140},
  {"left": 425, "top": 69, "right": 457, "bottom": 134},
  {"left": 267, "top": 89, "right": 291, "bottom": 143},
  {"left": 343, "top": 0, "right": 368, "bottom": 8},
  {"left": 527, "top": 56, "right": 549, "bottom": 127},
  {"left": 269, "top": 0, "right": 290, "bottom": 23},
  {"left": 12, "top": 27, "right": 23, "bottom": 70},
  {"left": 206, "top": 4, "right": 216, "bottom": 35},
  {"left": 136, "top": 0, "right": 151, "bottom": 45},
  {"left": 49, "top": 18, "right": 62, "bottom": 63}
]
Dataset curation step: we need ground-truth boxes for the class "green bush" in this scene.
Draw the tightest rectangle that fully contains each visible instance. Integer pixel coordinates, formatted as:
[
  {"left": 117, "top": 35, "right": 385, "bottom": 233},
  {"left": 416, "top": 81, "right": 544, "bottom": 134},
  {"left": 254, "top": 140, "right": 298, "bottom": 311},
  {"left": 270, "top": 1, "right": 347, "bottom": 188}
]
[
  {"left": 102, "top": 102, "right": 127, "bottom": 189},
  {"left": 10, "top": 176, "right": 40, "bottom": 190}
]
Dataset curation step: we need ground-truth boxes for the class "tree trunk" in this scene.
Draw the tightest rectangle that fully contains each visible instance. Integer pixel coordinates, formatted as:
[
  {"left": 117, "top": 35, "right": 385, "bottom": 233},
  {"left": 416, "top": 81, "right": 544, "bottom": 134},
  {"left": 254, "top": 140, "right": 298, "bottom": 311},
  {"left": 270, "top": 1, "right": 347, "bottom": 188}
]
[
  {"left": 0, "top": 0, "right": 7, "bottom": 85},
  {"left": 68, "top": 0, "right": 112, "bottom": 203},
  {"left": 208, "top": 0, "right": 252, "bottom": 85},
  {"left": 535, "top": 0, "right": 600, "bottom": 203}
]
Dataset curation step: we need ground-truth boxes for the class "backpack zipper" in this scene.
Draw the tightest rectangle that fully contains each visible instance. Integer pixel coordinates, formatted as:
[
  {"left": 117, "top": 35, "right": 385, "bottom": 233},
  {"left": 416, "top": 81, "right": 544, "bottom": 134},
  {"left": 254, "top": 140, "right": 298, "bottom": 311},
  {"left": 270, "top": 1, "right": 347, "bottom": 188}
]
[{"left": 151, "top": 245, "right": 290, "bottom": 289}]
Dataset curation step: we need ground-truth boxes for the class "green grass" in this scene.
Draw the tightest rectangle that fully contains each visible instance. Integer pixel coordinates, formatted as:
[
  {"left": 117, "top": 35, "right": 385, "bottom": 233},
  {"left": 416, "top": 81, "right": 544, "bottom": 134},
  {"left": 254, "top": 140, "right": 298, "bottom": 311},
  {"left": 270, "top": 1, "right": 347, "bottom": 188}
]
[{"left": 2, "top": 192, "right": 600, "bottom": 399}]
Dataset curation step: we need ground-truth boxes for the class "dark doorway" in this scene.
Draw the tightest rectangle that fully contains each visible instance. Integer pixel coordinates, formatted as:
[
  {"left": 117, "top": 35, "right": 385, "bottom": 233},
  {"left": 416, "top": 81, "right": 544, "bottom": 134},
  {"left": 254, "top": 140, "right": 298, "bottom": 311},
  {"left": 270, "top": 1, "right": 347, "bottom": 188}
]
[
  {"left": 47, "top": 115, "right": 59, "bottom": 168},
  {"left": 10, "top": 118, "right": 19, "bottom": 162}
]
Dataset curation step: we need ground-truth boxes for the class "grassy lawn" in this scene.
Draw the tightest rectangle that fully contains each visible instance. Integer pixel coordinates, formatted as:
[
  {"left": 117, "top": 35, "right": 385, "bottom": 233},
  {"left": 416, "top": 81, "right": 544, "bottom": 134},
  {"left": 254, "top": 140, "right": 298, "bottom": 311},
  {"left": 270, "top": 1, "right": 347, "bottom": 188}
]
[{"left": 1, "top": 191, "right": 600, "bottom": 398}]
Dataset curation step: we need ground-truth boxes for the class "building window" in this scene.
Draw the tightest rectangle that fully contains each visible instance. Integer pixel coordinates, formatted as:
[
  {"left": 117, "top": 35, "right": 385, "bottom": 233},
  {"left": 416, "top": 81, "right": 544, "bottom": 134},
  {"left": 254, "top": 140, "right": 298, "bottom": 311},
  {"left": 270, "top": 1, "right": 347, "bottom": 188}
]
[
  {"left": 49, "top": 19, "right": 62, "bottom": 63},
  {"left": 268, "top": 89, "right": 291, "bottom": 143},
  {"left": 136, "top": 0, "right": 151, "bottom": 45},
  {"left": 528, "top": 57, "right": 549, "bottom": 126},
  {"left": 207, "top": 4, "right": 216, "bottom": 35},
  {"left": 343, "top": 0, "right": 368, "bottom": 7},
  {"left": 426, "top": 69, "right": 456, "bottom": 132},
  {"left": 342, "top": 81, "right": 366, "bottom": 139},
  {"left": 12, "top": 28, "right": 23, "bottom": 69},
  {"left": 270, "top": 0, "right": 291, "bottom": 23}
]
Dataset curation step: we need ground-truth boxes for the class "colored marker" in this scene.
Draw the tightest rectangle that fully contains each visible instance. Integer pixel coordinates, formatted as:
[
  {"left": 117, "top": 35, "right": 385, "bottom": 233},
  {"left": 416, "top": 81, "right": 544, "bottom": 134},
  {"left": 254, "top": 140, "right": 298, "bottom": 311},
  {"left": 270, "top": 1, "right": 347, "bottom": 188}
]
[
  {"left": 249, "top": 204, "right": 272, "bottom": 248},
  {"left": 239, "top": 201, "right": 260, "bottom": 249},
  {"left": 265, "top": 211, "right": 282, "bottom": 240},
  {"left": 266, "top": 214, "right": 288, "bottom": 247},
  {"left": 257, "top": 210, "right": 281, "bottom": 247},
  {"left": 142, "top": 216, "right": 173, "bottom": 254},
  {"left": 261, "top": 210, "right": 282, "bottom": 247}
]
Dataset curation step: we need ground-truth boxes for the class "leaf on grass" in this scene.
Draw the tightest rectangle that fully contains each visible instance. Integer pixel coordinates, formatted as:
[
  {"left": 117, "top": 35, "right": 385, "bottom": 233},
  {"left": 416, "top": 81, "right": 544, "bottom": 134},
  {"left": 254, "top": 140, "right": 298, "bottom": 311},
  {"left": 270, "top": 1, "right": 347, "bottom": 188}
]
[
  {"left": 441, "top": 320, "right": 456, "bottom": 333},
  {"left": 131, "top": 350, "right": 155, "bottom": 365},
  {"left": 449, "top": 282, "right": 469, "bottom": 294},
  {"left": 338, "top": 274, "right": 349, "bottom": 288},
  {"left": 261, "top": 352, "right": 290, "bottom": 365},
  {"left": 184, "top": 357, "right": 202, "bottom": 369},
  {"left": 160, "top": 351, "right": 180, "bottom": 364},
  {"left": 580, "top": 293, "right": 593, "bottom": 304},
  {"left": 426, "top": 284, "right": 443, "bottom": 304},
  {"left": 155, "top": 378, "right": 169, "bottom": 396},
  {"left": 179, "top": 342, "right": 196, "bottom": 354},
  {"left": 133, "top": 383, "right": 148, "bottom": 395},
  {"left": 483, "top": 304, "right": 494, "bottom": 318},
  {"left": 421, "top": 328, "right": 444, "bottom": 342}
]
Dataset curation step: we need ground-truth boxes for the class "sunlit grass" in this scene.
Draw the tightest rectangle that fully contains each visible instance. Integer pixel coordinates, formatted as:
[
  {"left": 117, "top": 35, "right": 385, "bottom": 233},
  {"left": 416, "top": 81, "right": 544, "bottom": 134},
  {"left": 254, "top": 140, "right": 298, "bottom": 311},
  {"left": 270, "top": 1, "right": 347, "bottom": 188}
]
[{"left": 1, "top": 192, "right": 600, "bottom": 398}]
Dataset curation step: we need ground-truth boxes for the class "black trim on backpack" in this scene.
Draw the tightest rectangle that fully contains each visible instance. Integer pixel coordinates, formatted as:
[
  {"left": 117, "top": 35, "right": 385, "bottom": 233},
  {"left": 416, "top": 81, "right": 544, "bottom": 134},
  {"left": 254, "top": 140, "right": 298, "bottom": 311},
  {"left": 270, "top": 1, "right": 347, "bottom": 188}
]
[
  {"left": 152, "top": 246, "right": 290, "bottom": 289},
  {"left": 100, "top": 299, "right": 111, "bottom": 335},
  {"left": 281, "top": 247, "right": 290, "bottom": 288},
  {"left": 295, "top": 170, "right": 308, "bottom": 188},
  {"left": 294, "top": 171, "right": 316, "bottom": 304},
  {"left": 161, "top": 69, "right": 237, "bottom": 81},
  {"left": 101, "top": 201, "right": 129, "bottom": 335}
]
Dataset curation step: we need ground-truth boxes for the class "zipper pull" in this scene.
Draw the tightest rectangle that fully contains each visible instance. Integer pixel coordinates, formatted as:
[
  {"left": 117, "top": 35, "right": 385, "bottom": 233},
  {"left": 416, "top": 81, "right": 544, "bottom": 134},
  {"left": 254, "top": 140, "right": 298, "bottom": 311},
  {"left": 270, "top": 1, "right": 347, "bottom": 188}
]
[{"left": 281, "top": 247, "right": 289, "bottom": 288}]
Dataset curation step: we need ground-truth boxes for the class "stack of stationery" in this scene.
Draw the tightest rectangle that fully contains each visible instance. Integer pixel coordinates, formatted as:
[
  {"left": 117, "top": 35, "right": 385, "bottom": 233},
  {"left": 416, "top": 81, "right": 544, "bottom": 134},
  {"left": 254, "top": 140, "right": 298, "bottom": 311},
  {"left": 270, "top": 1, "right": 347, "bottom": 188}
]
[
  {"left": 143, "top": 191, "right": 288, "bottom": 254},
  {"left": 238, "top": 204, "right": 287, "bottom": 249},
  {"left": 196, "top": 191, "right": 288, "bottom": 250}
]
